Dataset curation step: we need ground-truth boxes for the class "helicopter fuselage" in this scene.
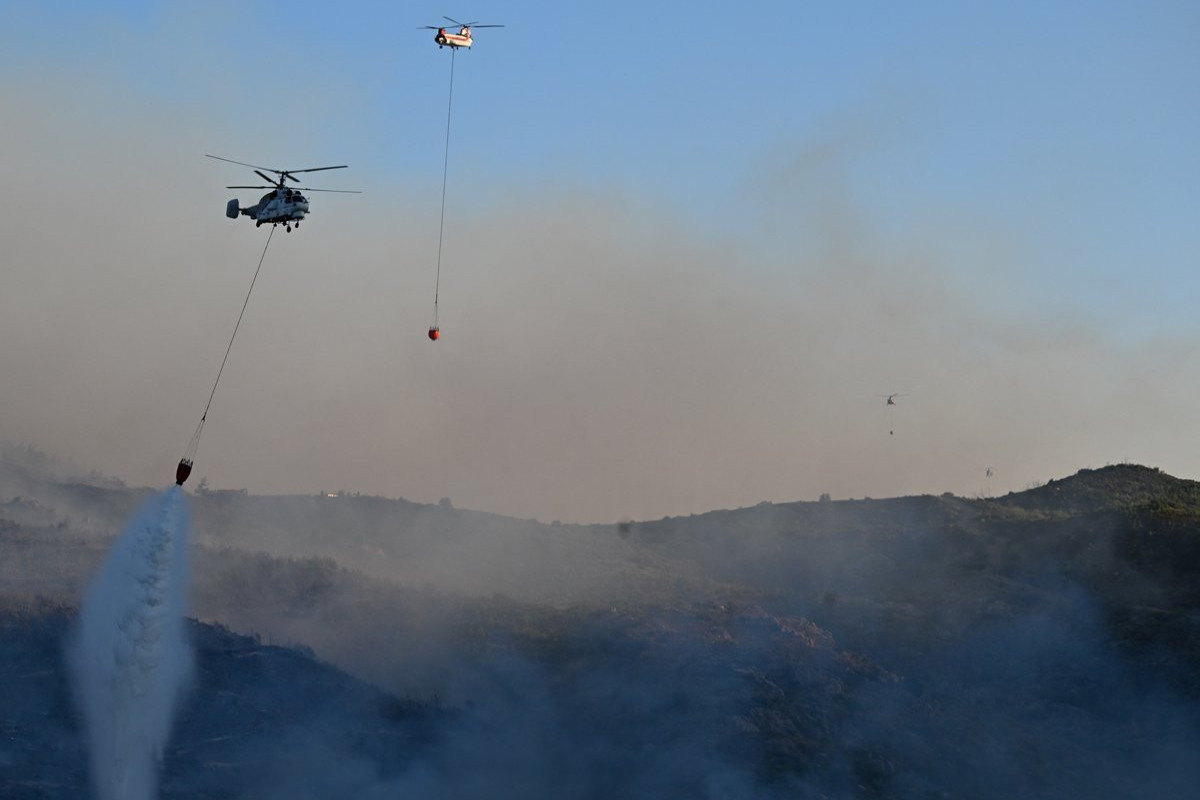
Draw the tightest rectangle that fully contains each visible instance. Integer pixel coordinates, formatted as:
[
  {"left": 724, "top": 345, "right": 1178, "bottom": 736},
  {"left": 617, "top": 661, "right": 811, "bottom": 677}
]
[
  {"left": 434, "top": 27, "right": 473, "bottom": 48},
  {"left": 227, "top": 188, "right": 309, "bottom": 227}
]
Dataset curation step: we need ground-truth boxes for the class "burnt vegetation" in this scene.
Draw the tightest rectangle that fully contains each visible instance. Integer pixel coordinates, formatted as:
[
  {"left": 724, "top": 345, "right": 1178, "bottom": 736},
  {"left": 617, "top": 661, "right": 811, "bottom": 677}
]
[{"left": 2, "top": 449, "right": 1199, "bottom": 798}]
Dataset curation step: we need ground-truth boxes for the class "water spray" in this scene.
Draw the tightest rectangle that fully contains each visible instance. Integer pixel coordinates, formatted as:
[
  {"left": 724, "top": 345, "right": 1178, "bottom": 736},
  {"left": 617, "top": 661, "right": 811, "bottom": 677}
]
[{"left": 69, "top": 487, "right": 193, "bottom": 800}]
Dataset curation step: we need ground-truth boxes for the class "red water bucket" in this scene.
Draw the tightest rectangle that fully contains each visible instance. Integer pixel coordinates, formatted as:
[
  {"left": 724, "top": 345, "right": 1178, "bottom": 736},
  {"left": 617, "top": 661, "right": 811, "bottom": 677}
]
[{"left": 428, "top": 327, "right": 441, "bottom": 341}]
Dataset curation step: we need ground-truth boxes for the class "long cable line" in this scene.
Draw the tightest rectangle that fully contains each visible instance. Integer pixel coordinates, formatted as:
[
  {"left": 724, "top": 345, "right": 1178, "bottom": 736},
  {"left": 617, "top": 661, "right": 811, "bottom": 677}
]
[
  {"left": 431, "top": 48, "right": 456, "bottom": 335},
  {"left": 177, "top": 226, "right": 275, "bottom": 482}
]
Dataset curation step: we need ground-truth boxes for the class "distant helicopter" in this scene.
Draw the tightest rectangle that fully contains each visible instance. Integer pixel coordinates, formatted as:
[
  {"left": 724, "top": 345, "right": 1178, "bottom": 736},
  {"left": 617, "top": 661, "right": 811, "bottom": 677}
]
[
  {"left": 207, "top": 155, "right": 360, "bottom": 232},
  {"left": 420, "top": 16, "right": 504, "bottom": 49},
  {"left": 877, "top": 393, "right": 908, "bottom": 435}
]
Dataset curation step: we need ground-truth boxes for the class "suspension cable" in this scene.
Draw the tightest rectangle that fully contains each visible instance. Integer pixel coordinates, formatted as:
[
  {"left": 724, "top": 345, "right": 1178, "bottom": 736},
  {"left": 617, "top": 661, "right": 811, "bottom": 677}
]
[
  {"left": 182, "top": 225, "right": 275, "bottom": 465},
  {"left": 433, "top": 48, "right": 456, "bottom": 327}
]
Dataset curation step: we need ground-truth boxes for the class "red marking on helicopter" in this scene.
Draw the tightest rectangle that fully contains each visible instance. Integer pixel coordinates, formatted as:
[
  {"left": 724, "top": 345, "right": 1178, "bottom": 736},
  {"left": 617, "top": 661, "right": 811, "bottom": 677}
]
[{"left": 420, "top": 17, "right": 503, "bottom": 50}]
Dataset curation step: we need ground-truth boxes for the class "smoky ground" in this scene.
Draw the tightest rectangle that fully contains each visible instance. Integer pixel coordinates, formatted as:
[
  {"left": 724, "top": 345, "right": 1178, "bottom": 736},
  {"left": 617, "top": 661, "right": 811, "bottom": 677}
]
[{"left": 3, "top": 452, "right": 1200, "bottom": 798}]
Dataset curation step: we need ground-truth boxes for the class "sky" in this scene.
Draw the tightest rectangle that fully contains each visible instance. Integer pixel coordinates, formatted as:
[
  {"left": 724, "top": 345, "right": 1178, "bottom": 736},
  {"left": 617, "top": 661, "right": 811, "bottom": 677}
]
[{"left": 1, "top": 1, "right": 1198, "bottom": 522}]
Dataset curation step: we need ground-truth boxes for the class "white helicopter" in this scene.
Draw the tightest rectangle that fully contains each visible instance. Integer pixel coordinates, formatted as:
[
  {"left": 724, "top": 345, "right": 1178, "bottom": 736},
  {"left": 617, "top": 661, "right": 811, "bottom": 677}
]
[
  {"left": 420, "top": 16, "right": 503, "bottom": 49},
  {"left": 208, "top": 154, "right": 360, "bottom": 232}
]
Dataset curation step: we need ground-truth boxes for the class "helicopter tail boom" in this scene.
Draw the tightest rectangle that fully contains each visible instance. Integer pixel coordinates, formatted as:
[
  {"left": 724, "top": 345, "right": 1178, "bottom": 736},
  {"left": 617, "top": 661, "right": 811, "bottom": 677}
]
[{"left": 226, "top": 199, "right": 259, "bottom": 220}]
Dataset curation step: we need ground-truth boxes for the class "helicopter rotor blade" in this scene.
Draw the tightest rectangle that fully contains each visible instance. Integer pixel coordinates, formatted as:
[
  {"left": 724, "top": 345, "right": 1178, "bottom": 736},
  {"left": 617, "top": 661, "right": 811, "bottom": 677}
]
[
  {"left": 469, "top": 24, "right": 504, "bottom": 28},
  {"left": 207, "top": 154, "right": 281, "bottom": 173},
  {"left": 443, "top": 15, "right": 466, "bottom": 26},
  {"left": 253, "top": 170, "right": 277, "bottom": 184},
  {"left": 286, "top": 165, "right": 349, "bottom": 174},
  {"left": 419, "top": 25, "right": 444, "bottom": 29},
  {"left": 209, "top": 155, "right": 346, "bottom": 176},
  {"left": 227, "top": 185, "right": 360, "bottom": 193}
]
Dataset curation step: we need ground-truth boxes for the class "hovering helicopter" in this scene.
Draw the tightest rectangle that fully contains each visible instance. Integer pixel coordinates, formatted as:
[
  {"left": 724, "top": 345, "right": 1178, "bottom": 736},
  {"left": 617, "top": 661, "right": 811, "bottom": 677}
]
[
  {"left": 207, "top": 154, "right": 360, "bottom": 232},
  {"left": 877, "top": 393, "right": 908, "bottom": 435},
  {"left": 420, "top": 16, "right": 503, "bottom": 49}
]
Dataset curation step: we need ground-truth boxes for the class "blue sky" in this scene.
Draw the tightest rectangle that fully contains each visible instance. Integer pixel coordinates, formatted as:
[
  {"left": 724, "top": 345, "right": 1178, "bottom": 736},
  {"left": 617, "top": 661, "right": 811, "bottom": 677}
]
[
  {"left": 2, "top": 1, "right": 1198, "bottom": 520},
  {"left": 5, "top": 1, "right": 1195, "bottom": 310}
]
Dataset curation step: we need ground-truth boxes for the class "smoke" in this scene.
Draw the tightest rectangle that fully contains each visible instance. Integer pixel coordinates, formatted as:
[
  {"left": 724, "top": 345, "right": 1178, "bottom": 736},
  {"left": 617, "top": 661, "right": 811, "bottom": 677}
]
[
  {"left": 67, "top": 487, "right": 193, "bottom": 800},
  {"left": 4, "top": 450, "right": 1197, "bottom": 797},
  {"left": 4, "top": 71, "right": 1200, "bottom": 524}
]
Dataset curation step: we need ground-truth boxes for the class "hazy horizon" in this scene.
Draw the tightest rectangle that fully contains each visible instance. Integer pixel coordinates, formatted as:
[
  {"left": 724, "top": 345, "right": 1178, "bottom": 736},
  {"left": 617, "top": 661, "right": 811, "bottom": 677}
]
[{"left": 3, "top": 3, "right": 1198, "bottom": 523}]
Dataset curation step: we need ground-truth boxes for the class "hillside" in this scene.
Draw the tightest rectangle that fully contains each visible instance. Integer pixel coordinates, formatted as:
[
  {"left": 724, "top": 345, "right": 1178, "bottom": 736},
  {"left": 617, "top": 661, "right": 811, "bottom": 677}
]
[{"left": 3, "top": 451, "right": 1200, "bottom": 797}]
